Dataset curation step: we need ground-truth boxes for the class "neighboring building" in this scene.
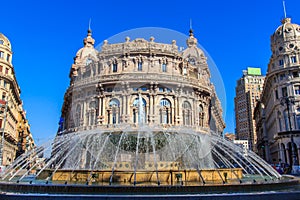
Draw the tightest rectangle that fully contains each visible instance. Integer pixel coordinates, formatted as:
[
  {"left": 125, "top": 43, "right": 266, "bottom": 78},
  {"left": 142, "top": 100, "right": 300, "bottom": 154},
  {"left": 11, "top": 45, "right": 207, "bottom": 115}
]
[
  {"left": 59, "top": 28, "right": 225, "bottom": 135},
  {"left": 233, "top": 139, "right": 249, "bottom": 156},
  {"left": 0, "top": 33, "right": 34, "bottom": 167},
  {"left": 16, "top": 110, "right": 34, "bottom": 158},
  {"left": 255, "top": 17, "right": 300, "bottom": 166},
  {"left": 224, "top": 133, "right": 235, "bottom": 141},
  {"left": 234, "top": 67, "right": 265, "bottom": 151}
]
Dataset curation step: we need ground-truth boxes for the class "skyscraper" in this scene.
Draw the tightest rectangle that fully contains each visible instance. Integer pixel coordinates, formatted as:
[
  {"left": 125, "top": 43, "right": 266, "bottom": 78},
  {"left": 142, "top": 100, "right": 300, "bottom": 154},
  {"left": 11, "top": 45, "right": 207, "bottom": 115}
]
[{"left": 234, "top": 67, "right": 265, "bottom": 151}]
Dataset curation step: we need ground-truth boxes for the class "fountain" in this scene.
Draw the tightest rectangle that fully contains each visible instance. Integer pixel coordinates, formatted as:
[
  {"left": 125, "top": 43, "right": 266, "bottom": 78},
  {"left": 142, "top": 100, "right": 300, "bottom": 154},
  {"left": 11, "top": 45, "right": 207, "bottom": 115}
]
[
  {"left": 0, "top": 28, "right": 299, "bottom": 199},
  {"left": 0, "top": 126, "right": 299, "bottom": 198}
]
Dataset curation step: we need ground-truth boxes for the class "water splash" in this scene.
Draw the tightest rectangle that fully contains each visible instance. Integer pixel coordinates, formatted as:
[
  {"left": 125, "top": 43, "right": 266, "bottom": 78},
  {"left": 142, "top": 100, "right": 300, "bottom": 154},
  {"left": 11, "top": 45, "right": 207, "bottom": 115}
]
[{"left": 0, "top": 126, "right": 281, "bottom": 185}]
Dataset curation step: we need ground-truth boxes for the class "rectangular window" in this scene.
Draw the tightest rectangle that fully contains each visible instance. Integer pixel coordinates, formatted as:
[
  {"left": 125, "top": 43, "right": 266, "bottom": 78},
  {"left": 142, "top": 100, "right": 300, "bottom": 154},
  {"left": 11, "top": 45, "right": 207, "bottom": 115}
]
[
  {"left": 0, "top": 51, "right": 3, "bottom": 58},
  {"left": 138, "top": 62, "right": 142, "bottom": 71},
  {"left": 112, "top": 63, "right": 117, "bottom": 72},
  {"left": 5, "top": 68, "right": 8, "bottom": 74},
  {"left": 282, "top": 87, "right": 288, "bottom": 97},
  {"left": 291, "top": 56, "right": 297, "bottom": 63},
  {"left": 280, "top": 73, "right": 285, "bottom": 80},
  {"left": 3, "top": 80, "right": 6, "bottom": 88},
  {"left": 0, "top": 65, "right": 2, "bottom": 73},
  {"left": 6, "top": 54, "right": 10, "bottom": 62},
  {"left": 295, "top": 85, "right": 300, "bottom": 95},
  {"left": 293, "top": 71, "right": 299, "bottom": 78},
  {"left": 162, "top": 63, "right": 167, "bottom": 72},
  {"left": 279, "top": 59, "right": 284, "bottom": 66}
]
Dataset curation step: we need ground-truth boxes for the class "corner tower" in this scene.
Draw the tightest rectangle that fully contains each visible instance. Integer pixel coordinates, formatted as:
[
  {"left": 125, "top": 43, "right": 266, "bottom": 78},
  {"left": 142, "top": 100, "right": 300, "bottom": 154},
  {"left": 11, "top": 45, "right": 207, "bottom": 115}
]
[{"left": 258, "top": 17, "right": 300, "bottom": 166}]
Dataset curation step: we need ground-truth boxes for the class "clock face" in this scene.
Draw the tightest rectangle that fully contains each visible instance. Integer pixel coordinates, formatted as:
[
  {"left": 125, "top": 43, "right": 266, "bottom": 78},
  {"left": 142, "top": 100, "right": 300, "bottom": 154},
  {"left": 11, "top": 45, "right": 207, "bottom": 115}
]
[{"left": 188, "top": 57, "right": 196, "bottom": 65}]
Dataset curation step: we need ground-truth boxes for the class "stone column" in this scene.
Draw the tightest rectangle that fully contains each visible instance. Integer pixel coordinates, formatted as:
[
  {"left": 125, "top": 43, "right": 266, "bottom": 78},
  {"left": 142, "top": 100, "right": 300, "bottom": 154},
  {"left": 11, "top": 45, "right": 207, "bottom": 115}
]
[
  {"left": 102, "top": 97, "right": 106, "bottom": 124},
  {"left": 286, "top": 146, "right": 291, "bottom": 165},
  {"left": 126, "top": 95, "right": 130, "bottom": 118},
  {"left": 173, "top": 96, "right": 177, "bottom": 125},
  {"left": 149, "top": 94, "right": 153, "bottom": 124},
  {"left": 153, "top": 96, "right": 156, "bottom": 124},
  {"left": 97, "top": 96, "right": 102, "bottom": 125},
  {"left": 83, "top": 101, "right": 87, "bottom": 127}
]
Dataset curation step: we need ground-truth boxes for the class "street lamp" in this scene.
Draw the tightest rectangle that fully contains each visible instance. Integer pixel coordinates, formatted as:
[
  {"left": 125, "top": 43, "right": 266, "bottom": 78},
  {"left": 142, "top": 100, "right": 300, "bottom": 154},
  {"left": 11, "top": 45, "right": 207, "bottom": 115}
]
[
  {"left": 280, "top": 96, "right": 298, "bottom": 172},
  {"left": 0, "top": 99, "right": 8, "bottom": 167}
]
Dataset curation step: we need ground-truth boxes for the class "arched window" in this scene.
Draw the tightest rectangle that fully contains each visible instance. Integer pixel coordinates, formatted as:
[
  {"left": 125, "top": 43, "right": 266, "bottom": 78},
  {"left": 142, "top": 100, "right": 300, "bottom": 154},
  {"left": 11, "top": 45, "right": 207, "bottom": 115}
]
[
  {"left": 88, "top": 101, "right": 96, "bottom": 126},
  {"left": 160, "top": 98, "right": 171, "bottom": 124},
  {"left": 75, "top": 105, "right": 81, "bottom": 127},
  {"left": 199, "top": 105, "right": 204, "bottom": 127},
  {"left": 109, "top": 99, "right": 120, "bottom": 124},
  {"left": 182, "top": 101, "right": 192, "bottom": 126},
  {"left": 133, "top": 97, "right": 146, "bottom": 124},
  {"left": 0, "top": 40, "right": 4, "bottom": 45}
]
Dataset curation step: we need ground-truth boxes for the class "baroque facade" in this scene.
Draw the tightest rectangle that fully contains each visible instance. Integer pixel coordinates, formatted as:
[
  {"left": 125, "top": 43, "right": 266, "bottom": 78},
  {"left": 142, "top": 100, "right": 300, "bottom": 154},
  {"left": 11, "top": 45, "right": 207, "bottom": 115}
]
[
  {"left": 0, "top": 33, "right": 34, "bottom": 167},
  {"left": 59, "top": 29, "right": 225, "bottom": 135},
  {"left": 255, "top": 18, "right": 300, "bottom": 166},
  {"left": 234, "top": 67, "right": 264, "bottom": 151}
]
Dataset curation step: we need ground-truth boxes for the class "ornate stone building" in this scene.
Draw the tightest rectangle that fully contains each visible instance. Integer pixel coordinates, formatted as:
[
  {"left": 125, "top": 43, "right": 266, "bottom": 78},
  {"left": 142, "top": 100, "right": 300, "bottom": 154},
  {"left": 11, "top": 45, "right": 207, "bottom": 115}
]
[
  {"left": 59, "top": 29, "right": 225, "bottom": 135},
  {"left": 255, "top": 18, "right": 300, "bottom": 166},
  {"left": 0, "top": 33, "right": 34, "bottom": 167}
]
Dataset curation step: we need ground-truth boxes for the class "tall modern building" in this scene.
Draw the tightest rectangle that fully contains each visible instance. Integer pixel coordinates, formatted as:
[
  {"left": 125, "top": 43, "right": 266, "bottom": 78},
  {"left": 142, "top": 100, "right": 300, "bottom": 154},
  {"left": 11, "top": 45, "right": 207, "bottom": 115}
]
[
  {"left": 255, "top": 17, "right": 300, "bottom": 167},
  {"left": 58, "top": 28, "right": 225, "bottom": 135},
  {"left": 234, "top": 67, "right": 265, "bottom": 151},
  {"left": 0, "top": 33, "right": 34, "bottom": 167}
]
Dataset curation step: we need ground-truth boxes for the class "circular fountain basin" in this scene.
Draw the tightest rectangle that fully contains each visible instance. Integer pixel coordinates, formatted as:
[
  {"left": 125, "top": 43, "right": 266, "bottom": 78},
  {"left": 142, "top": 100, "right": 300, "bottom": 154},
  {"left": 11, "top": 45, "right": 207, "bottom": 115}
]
[{"left": 0, "top": 175, "right": 299, "bottom": 199}]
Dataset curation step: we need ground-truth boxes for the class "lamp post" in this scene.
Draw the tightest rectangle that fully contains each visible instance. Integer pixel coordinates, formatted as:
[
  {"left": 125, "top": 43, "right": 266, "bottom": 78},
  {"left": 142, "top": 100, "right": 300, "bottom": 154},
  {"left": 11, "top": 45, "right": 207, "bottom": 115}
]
[
  {"left": 0, "top": 99, "right": 8, "bottom": 167},
  {"left": 280, "top": 96, "right": 298, "bottom": 172}
]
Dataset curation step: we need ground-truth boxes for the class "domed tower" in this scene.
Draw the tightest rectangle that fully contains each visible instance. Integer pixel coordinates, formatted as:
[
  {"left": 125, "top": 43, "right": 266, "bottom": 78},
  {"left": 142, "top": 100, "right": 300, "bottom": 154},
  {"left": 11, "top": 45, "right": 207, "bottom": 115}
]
[
  {"left": 0, "top": 33, "right": 34, "bottom": 167},
  {"left": 259, "top": 17, "right": 300, "bottom": 167}
]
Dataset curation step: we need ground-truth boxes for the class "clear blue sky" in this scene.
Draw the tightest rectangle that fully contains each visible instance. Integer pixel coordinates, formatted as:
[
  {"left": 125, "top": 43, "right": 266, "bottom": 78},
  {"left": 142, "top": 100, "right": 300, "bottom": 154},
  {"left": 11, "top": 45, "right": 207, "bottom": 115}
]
[{"left": 1, "top": 0, "right": 300, "bottom": 143}]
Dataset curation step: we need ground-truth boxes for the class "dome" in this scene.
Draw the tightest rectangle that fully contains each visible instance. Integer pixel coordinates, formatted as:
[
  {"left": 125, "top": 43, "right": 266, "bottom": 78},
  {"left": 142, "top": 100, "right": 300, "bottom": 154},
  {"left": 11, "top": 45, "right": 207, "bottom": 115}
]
[
  {"left": 272, "top": 18, "right": 300, "bottom": 43},
  {"left": 74, "top": 29, "right": 98, "bottom": 63},
  {"left": 0, "top": 33, "right": 11, "bottom": 49},
  {"left": 182, "top": 29, "right": 206, "bottom": 64}
]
